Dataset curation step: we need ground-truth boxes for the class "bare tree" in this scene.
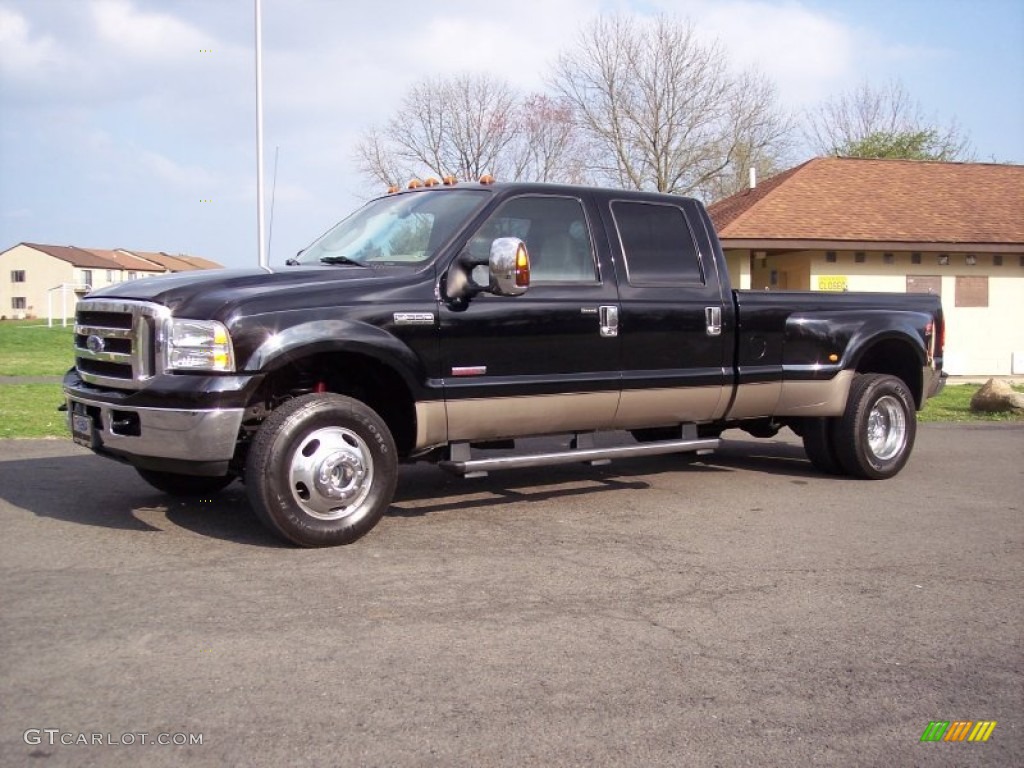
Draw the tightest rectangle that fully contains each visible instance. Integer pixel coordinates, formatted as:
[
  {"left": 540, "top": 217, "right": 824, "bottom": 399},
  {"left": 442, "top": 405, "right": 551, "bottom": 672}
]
[
  {"left": 355, "top": 76, "right": 593, "bottom": 188},
  {"left": 805, "top": 79, "right": 973, "bottom": 161},
  {"left": 355, "top": 73, "right": 522, "bottom": 187},
  {"left": 550, "top": 15, "right": 792, "bottom": 197},
  {"left": 507, "top": 94, "right": 591, "bottom": 184}
]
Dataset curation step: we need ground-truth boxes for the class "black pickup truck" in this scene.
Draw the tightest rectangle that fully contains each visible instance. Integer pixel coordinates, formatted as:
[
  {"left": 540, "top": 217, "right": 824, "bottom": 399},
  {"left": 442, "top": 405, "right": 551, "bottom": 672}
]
[{"left": 64, "top": 181, "right": 945, "bottom": 546}]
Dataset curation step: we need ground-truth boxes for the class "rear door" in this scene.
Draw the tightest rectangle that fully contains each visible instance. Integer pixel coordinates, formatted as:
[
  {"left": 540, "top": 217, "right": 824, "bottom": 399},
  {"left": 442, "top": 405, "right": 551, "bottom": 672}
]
[
  {"left": 599, "top": 197, "right": 731, "bottom": 428},
  {"left": 438, "top": 193, "right": 621, "bottom": 441}
]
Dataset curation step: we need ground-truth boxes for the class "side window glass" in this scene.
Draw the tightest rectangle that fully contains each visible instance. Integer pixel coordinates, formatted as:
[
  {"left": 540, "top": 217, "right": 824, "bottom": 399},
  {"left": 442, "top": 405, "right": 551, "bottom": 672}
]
[
  {"left": 468, "top": 196, "right": 598, "bottom": 283},
  {"left": 611, "top": 201, "right": 704, "bottom": 285}
]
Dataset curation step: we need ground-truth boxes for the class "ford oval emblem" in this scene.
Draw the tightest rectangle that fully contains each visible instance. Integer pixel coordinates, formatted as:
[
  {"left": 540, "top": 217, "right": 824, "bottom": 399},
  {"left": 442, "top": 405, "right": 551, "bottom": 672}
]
[{"left": 86, "top": 334, "right": 105, "bottom": 354}]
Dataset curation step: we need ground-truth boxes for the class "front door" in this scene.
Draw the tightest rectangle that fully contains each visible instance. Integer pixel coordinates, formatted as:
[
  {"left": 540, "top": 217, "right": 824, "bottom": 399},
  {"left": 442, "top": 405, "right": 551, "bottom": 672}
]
[{"left": 438, "top": 193, "right": 621, "bottom": 441}]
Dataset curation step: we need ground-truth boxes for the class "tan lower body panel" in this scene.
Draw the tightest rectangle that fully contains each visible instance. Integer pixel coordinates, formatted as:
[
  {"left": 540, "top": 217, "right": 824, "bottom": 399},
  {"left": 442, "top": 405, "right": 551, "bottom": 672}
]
[
  {"left": 773, "top": 370, "right": 854, "bottom": 417},
  {"left": 726, "top": 381, "right": 783, "bottom": 420},
  {"left": 414, "top": 401, "right": 449, "bottom": 450},
  {"left": 445, "top": 391, "right": 620, "bottom": 442},
  {"left": 611, "top": 386, "right": 725, "bottom": 429},
  {"left": 416, "top": 372, "right": 854, "bottom": 449}
]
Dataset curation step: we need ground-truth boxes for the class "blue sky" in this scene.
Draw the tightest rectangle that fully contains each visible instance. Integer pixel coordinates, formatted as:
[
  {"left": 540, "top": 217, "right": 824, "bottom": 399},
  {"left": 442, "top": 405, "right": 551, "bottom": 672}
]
[{"left": 1, "top": 0, "right": 1022, "bottom": 270}]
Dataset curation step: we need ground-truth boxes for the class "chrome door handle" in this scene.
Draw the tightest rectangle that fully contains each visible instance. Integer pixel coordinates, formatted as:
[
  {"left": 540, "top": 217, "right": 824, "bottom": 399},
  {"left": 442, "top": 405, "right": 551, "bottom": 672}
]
[
  {"left": 599, "top": 305, "right": 619, "bottom": 338},
  {"left": 705, "top": 306, "right": 722, "bottom": 336}
]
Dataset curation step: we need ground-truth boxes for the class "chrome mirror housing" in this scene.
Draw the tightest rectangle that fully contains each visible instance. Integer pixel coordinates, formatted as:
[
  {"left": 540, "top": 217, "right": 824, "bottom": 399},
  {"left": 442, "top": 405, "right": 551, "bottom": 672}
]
[{"left": 487, "top": 237, "right": 530, "bottom": 297}]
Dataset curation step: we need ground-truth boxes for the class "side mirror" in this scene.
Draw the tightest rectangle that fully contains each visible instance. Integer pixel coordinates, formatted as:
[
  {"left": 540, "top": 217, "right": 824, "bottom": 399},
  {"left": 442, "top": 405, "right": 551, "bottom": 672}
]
[
  {"left": 486, "top": 237, "right": 530, "bottom": 296},
  {"left": 448, "top": 237, "right": 530, "bottom": 304}
]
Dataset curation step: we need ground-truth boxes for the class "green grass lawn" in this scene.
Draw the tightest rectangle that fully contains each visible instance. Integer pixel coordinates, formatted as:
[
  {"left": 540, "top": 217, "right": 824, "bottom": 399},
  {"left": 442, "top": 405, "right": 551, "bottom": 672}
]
[
  {"left": 0, "top": 383, "right": 67, "bottom": 438},
  {"left": 919, "top": 383, "right": 1024, "bottom": 423},
  {"left": 0, "top": 320, "right": 75, "bottom": 376}
]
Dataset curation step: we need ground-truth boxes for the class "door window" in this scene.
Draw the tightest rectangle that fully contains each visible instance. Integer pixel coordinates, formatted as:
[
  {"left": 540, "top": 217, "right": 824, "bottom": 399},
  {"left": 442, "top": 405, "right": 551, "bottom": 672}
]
[{"left": 468, "top": 196, "right": 598, "bottom": 283}]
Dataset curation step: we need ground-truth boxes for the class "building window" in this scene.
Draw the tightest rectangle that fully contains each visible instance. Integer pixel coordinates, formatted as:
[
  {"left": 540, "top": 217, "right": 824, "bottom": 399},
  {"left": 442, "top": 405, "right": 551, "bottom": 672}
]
[
  {"left": 955, "top": 276, "right": 988, "bottom": 307},
  {"left": 907, "top": 275, "right": 941, "bottom": 296},
  {"left": 938, "top": 254, "right": 950, "bottom": 266},
  {"left": 10, "top": 270, "right": 25, "bottom": 283},
  {"left": 107, "top": 270, "right": 115, "bottom": 281},
  {"left": 825, "top": 251, "right": 837, "bottom": 263},
  {"left": 965, "top": 254, "right": 977, "bottom": 266},
  {"left": 12, "top": 297, "right": 27, "bottom": 310},
  {"left": 81, "top": 269, "right": 93, "bottom": 287},
  {"left": 854, "top": 251, "right": 866, "bottom": 264},
  {"left": 128, "top": 271, "right": 138, "bottom": 280},
  {"left": 911, "top": 252, "right": 922, "bottom": 265},
  {"left": 993, "top": 255, "right": 1003, "bottom": 267},
  {"left": 883, "top": 252, "right": 895, "bottom": 265},
  {"left": 1020, "top": 255, "right": 1024, "bottom": 268}
]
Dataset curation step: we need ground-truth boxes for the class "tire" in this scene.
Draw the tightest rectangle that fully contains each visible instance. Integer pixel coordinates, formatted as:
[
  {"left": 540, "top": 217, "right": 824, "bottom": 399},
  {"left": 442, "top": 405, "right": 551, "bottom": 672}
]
[
  {"left": 833, "top": 374, "right": 917, "bottom": 480},
  {"left": 245, "top": 393, "right": 397, "bottom": 547},
  {"left": 801, "top": 417, "right": 845, "bottom": 475},
  {"left": 136, "top": 468, "right": 235, "bottom": 496}
]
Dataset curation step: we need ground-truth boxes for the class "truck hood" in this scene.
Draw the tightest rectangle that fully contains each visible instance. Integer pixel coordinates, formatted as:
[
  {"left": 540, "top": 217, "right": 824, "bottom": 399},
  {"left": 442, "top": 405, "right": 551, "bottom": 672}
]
[{"left": 86, "top": 265, "right": 431, "bottom": 319}]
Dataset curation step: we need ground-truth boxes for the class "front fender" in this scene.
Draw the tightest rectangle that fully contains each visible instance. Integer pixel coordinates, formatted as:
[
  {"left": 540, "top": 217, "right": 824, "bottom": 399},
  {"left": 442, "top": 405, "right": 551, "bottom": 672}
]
[{"left": 239, "top": 318, "right": 426, "bottom": 393}]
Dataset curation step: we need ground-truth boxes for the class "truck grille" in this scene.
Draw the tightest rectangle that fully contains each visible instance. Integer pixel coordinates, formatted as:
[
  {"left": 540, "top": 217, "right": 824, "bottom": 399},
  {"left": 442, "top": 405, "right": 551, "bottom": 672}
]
[{"left": 74, "top": 300, "right": 169, "bottom": 389}]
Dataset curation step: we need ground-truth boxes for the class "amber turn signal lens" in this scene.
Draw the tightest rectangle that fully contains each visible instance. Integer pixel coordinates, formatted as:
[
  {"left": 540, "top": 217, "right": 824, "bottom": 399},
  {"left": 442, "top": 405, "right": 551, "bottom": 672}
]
[
  {"left": 443, "top": 175, "right": 457, "bottom": 185},
  {"left": 479, "top": 174, "right": 495, "bottom": 184},
  {"left": 407, "top": 179, "right": 423, "bottom": 189},
  {"left": 515, "top": 244, "right": 530, "bottom": 286},
  {"left": 424, "top": 177, "right": 439, "bottom": 187}
]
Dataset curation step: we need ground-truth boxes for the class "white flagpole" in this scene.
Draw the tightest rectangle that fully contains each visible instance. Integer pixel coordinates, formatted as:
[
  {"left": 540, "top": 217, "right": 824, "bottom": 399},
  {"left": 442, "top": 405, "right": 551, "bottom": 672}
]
[{"left": 255, "top": 0, "right": 268, "bottom": 270}]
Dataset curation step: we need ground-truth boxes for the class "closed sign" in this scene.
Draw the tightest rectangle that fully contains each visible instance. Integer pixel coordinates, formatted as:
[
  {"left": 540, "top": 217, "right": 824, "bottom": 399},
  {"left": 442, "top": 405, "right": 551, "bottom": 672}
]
[{"left": 817, "top": 275, "right": 848, "bottom": 291}]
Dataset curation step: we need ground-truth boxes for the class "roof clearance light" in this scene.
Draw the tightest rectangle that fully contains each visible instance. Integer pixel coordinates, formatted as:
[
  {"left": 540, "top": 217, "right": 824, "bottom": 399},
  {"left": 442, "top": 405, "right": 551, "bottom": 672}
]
[
  {"left": 443, "top": 175, "right": 457, "bottom": 185},
  {"left": 386, "top": 185, "right": 399, "bottom": 194},
  {"left": 479, "top": 174, "right": 495, "bottom": 184},
  {"left": 424, "top": 177, "right": 439, "bottom": 187},
  {"left": 407, "top": 179, "right": 423, "bottom": 189}
]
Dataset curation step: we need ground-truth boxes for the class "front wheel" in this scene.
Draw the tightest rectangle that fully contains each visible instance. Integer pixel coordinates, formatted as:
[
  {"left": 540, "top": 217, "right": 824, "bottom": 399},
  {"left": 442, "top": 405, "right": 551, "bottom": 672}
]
[
  {"left": 833, "top": 374, "right": 917, "bottom": 479},
  {"left": 245, "top": 394, "right": 397, "bottom": 547}
]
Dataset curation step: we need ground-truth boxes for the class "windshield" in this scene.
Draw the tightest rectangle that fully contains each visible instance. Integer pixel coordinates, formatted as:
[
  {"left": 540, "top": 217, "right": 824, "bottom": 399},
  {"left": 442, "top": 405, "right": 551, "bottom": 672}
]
[{"left": 297, "top": 189, "right": 489, "bottom": 266}]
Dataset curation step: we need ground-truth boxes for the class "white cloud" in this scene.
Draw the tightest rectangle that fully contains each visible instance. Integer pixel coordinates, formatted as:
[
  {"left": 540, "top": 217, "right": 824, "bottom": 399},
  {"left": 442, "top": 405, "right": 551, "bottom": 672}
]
[
  {"left": 90, "top": 0, "right": 216, "bottom": 60},
  {"left": 0, "top": 6, "right": 63, "bottom": 80},
  {"left": 643, "top": 0, "right": 857, "bottom": 106}
]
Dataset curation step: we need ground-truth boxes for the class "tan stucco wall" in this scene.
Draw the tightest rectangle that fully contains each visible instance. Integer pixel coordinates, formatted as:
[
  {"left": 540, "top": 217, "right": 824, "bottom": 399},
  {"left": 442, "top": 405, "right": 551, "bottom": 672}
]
[
  {"left": 0, "top": 244, "right": 77, "bottom": 319},
  {"left": 0, "top": 245, "right": 166, "bottom": 320},
  {"left": 728, "top": 247, "right": 1024, "bottom": 376},
  {"left": 724, "top": 249, "right": 751, "bottom": 289}
]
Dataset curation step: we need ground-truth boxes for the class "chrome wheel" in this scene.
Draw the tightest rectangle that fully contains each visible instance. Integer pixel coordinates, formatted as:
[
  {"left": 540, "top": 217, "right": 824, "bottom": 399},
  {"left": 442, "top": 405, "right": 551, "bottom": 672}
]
[
  {"left": 289, "top": 426, "right": 374, "bottom": 521},
  {"left": 866, "top": 394, "right": 907, "bottom": 461}
]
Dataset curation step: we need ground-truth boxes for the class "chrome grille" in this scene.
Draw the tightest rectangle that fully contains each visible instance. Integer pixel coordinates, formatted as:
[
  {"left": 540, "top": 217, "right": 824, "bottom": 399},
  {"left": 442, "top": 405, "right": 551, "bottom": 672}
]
[{"left": 74, "top": 300, "right": 169, "bottom": 389}]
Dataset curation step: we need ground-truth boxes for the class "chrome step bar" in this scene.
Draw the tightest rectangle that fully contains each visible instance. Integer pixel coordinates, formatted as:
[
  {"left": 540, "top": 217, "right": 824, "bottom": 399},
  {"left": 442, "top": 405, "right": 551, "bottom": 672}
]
[{"left": 440, "top": 432, "right": 719, "bottom": 477}]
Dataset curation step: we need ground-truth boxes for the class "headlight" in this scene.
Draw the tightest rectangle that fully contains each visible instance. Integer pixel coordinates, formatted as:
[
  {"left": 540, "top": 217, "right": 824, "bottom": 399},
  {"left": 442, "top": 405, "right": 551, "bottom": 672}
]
[{"left": 165, "top": 319, "right": 235, "bottom": 372}]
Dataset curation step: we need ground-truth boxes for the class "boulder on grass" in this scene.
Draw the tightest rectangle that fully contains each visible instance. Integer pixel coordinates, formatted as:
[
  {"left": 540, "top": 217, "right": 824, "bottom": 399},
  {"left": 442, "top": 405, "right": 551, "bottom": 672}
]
[{"left": 970, "top": 378, "right": 1024, "bottom": 413}]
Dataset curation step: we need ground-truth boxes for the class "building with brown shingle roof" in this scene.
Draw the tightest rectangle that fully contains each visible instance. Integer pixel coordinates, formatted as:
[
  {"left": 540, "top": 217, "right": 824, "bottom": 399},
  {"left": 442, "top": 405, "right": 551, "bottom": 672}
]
[
  {"left": 708, "top": 157, "right": 1024, "bottom": 376},
  {"left": 0, "top": 242, "right": 222, "bottom": 321}
]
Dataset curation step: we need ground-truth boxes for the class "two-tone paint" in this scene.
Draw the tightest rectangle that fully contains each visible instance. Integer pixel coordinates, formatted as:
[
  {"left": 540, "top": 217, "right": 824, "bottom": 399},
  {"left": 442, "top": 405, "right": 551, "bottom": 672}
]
[{"left": 64, "top": 182, "right": 944, "bottom": 474}]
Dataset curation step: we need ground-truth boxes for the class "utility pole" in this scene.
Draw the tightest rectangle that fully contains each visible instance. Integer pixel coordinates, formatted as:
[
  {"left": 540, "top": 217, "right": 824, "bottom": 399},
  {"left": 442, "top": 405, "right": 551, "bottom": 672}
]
[{"left": 255, "top": 0, "right": 268, "bottom": 270}]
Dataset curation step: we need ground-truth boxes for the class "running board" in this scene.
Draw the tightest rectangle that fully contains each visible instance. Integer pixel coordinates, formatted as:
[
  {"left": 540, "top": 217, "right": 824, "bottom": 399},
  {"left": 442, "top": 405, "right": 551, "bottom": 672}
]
[{"left": 439, "top": 436, "right": 719, "bottom": 477}]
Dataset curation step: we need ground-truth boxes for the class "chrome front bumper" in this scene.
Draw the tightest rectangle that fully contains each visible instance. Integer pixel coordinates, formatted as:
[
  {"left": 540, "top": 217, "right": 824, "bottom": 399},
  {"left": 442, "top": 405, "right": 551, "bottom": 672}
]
[{"left": 65, "top": 392, "right": 244, "bottom": 465}]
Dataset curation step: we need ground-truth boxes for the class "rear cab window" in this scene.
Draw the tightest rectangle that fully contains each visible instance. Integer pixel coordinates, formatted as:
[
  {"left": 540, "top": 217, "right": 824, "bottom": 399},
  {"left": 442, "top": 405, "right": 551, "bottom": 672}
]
[{"left": 610, "top": 201, "right": 705, "bottom": 285}]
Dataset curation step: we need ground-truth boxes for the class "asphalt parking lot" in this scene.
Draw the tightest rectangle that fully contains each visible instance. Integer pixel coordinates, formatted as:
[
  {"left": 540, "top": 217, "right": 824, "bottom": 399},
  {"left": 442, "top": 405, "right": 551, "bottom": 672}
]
[{"left": 1, "top": 424, "right": 1021, "bottom": 767}]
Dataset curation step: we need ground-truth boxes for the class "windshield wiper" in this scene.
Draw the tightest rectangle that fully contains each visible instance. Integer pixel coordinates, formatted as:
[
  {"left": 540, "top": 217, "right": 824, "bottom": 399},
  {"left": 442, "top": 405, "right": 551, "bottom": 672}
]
[{"left": 319, "top": 255, "right": 370, "bottom": 267}]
